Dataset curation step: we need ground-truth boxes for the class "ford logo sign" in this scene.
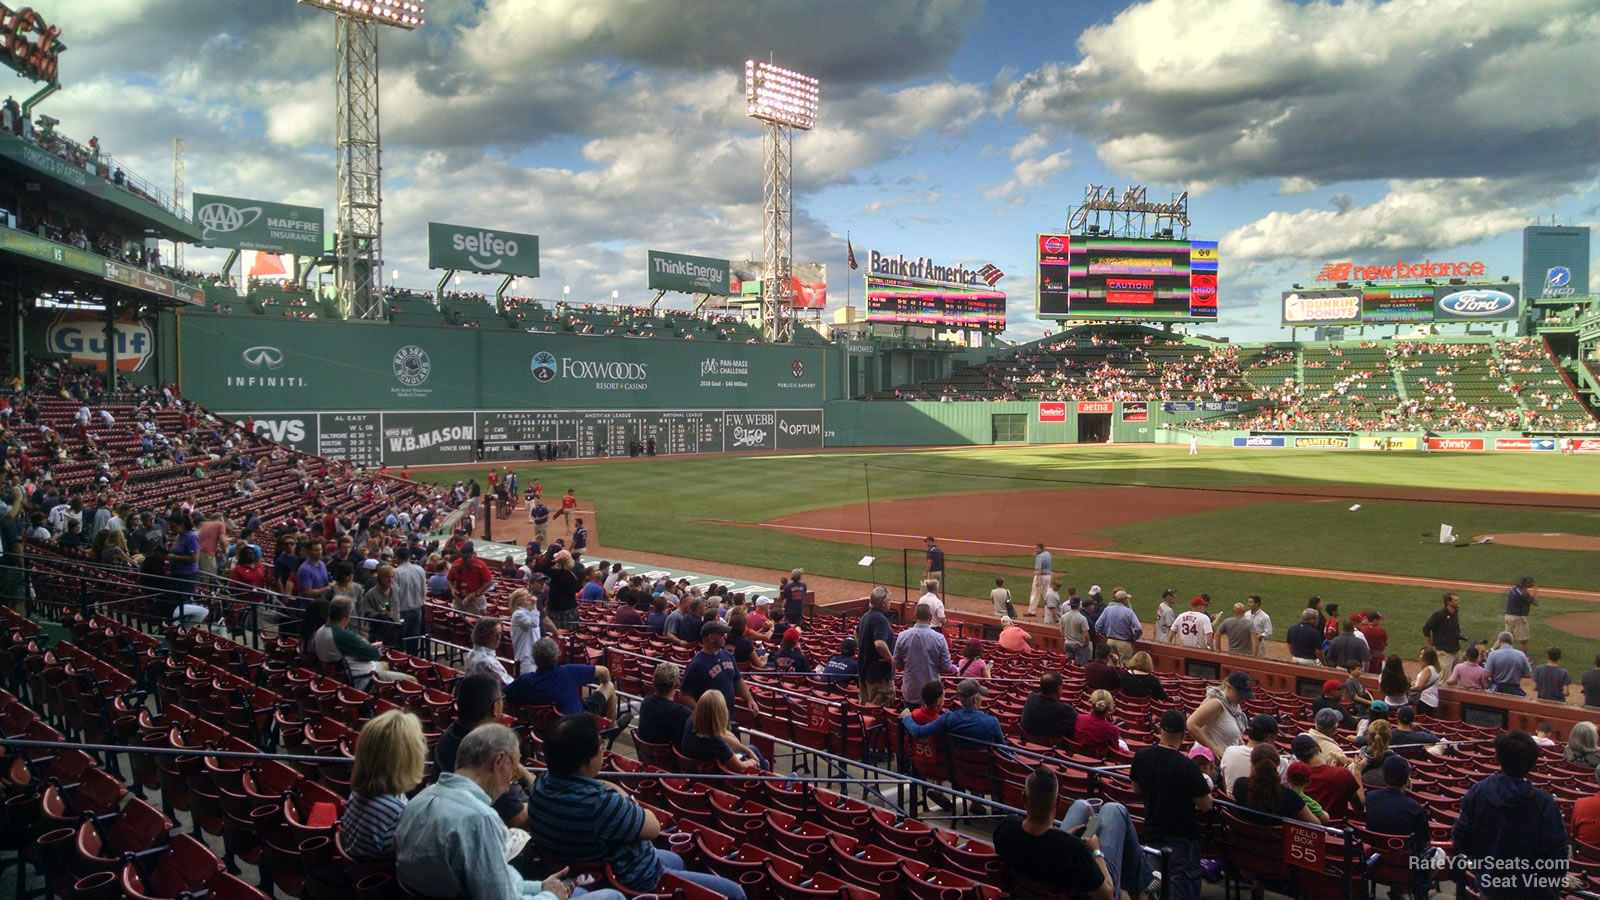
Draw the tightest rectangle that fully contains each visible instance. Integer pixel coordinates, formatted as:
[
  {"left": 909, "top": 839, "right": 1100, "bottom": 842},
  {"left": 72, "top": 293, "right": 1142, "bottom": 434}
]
[{"left": 1438, "top": 290, "right": 1516, "bottom": 317}]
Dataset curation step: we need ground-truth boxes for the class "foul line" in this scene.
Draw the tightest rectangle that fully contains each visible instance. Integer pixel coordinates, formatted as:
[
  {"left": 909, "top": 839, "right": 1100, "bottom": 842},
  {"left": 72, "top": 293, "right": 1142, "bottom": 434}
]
[{"left": 725, "top": 520, "right": 1600, "bottom": 602}]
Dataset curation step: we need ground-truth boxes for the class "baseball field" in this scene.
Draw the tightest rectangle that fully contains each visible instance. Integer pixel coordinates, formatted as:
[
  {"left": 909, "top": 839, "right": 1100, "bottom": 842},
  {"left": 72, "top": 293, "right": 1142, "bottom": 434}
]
[{"left": 421, "top": 444, "right": 1600, "bottom": 677}]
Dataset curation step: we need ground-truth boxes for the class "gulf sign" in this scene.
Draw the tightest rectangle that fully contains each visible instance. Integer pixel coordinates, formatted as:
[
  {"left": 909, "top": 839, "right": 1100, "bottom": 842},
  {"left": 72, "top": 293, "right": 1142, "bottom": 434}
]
[
  {"left": 1426, "top": 437, "right": 1484, "bottom": 451},
  {"left": 46, "top": 312, "right": 152, "bottom": 372},
  {"left": 1433, "top": 285, "right": 1520, "bottom": 321},
  {"left": 1494, "top": 438, "right": 1556, "bottom": 452},
  {"left": 1233, "top": 436, "right": 1286, "bottom": 448},
  {"left": 1038, "top": 401, "right": 1067, "bottom": 422}
]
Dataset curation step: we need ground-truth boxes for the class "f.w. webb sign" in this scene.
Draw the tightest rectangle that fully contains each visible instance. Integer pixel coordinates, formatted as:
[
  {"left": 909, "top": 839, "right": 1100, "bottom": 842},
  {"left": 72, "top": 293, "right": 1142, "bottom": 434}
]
[{"left": 428, "top": 222, "right": 540, "bottom": 277}]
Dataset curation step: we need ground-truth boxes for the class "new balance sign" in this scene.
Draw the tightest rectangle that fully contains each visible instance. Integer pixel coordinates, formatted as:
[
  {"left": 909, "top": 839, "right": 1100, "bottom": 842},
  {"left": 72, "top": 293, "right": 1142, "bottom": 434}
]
[{"left": 1425, "top": 437, "right": 1484, "bottom": 451}]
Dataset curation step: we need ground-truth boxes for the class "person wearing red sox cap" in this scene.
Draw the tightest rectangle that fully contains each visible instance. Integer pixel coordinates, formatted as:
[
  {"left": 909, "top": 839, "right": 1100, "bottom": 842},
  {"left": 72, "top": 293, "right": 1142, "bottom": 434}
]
[{"left": 1169, "top": 597, "right": 1215, "bottom": 650}]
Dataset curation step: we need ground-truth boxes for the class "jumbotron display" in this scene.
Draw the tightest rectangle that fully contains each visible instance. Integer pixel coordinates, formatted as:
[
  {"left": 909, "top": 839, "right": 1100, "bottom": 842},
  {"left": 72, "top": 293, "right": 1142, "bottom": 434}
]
[
  {"left": 1037, "top": 234, "right": 1218, "bottom": 321},
  {"left": 866, "top": 274, "right": 1006, "bottom": 330}
]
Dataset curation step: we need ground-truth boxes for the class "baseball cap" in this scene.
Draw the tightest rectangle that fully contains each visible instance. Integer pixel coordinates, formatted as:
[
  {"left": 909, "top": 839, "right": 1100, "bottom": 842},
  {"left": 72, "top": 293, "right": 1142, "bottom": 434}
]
[
  {"left": 1396, "top": 705, "right": 1416, "bottom": 724},
  {"left": 1286, "top": 761, "right": 1312, "bottom": 782},
  {"left": 755, "top": 596, "right": 773, "bottom": 606},
  {"left": 1314, "top": 707, "right": 1343, "bottom": 731},
  {"left": 1364, "top": 611, "right": 1383, "bottom": 622},
  {"left": 783, "top": 628, "right": 801, "bottom": 644},
  {"left": 1369, "top": 700, "right": 1391, "bottom": 715},
  {"left": 1188, "top": 744, "right": 1214, "bottom": 762},
  {"left": 699, "top": 620, "right": 731, "bottom": 638},
  {"left": 1162, "top": 588, "right": 1176, "bottom": 598},
  {"left": 1291, "top": 734, "right": 1319, "bottom": 760},
  {"left": 1089, "top": 585, "right": 1101, "bottom": 595},
  {"left": 361, "top": 558, "right": 380, "bottom": 570},
  {"left": 957, "top": 678, "right": 988, "bottom": 699},
  {"left": 1248, "top": 714, "right": 1280, "bottom": 739},
  {"left": 1113, "top": 590, "right": 1131, "bottom": 601},
  {"left": 1159, "top": 709, "right": 1187, "bottom": 734},
  {"left": 460, "top": 541, "right": 475, "bottom": 555},
  {"left": 965, "top": 638, "right": 984, "bottom": 655},
  {"left": 1322, "top": 678, "right": 1343, "bottom": 694},
  {"left": 1190, "top": 596, "right": 1208, "bottom": 608},
  {"left": 529, "top": 572, "right": 549, "bottom": 583},
  {"left": 1226, "top": 671, "right": 1254, "bottom": 700}
]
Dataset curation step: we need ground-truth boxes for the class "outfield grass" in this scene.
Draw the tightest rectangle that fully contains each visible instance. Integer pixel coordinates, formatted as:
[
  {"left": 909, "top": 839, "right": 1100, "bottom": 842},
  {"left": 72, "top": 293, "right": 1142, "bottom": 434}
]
[{"left": 421, "top": 446, "right": 1600, "bottom": 672}]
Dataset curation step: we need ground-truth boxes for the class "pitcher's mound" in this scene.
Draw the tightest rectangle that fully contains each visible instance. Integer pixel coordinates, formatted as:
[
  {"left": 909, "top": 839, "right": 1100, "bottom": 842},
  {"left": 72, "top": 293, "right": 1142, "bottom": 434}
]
[
  {"left": 1548, "top": 612, "right": 1600, "bottom": 641},
  {"left": 1471, "top": 533, "right": 1600, "bottom": 551}
]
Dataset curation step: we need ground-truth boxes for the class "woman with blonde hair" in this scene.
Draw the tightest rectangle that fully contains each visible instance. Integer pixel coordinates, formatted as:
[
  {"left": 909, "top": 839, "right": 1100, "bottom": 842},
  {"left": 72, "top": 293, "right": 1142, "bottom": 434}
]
[
  {"left": 340, "top": 709, "right": 427, "bottom": 860},
  {"left": 1355, "top": 719, "right": 1394, "bottom": 788},
  {"left": 1073, "top": 689, "right": 1121, "bottom": 754},
  {"left": 1566, "top": 721, "right": 1600, "bottom": 767},
  {"left": 1118, "top": 651, "right": 1169, "bottom": 700},
  {"left": 680, "top": 691, "right": 765, "bottom": 772},
  {"left": 91, "top": 527, "right": 136, "bottom": 568}
]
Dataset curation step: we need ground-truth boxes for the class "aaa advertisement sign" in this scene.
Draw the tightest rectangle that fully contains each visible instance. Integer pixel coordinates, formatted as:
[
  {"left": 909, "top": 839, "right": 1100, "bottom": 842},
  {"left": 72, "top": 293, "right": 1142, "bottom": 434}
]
[
  {"left": 193, "top": 193, "right": 325, "bottom": 254},
  {"left": 46, "top": 313, "right": 152, "bottom": 372},
  {"left": 1038, "top": 401, "right": 1066, "bottom": 422}
]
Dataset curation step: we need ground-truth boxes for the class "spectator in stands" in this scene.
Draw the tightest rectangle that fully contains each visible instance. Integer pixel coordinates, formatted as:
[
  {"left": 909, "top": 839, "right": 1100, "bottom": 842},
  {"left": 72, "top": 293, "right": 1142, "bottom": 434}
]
[
  {"left": 196, "top": 511, "right": 226, "bottom": 576},
  {"left": 1567, "top": 722, "right": 1600, "bottom": 767},
  {"left": 893, "top": 601, "right": 953, "bottom": 706},
  {"left": 1322, "top": 603, "right": 1342, "bottom": 642},
  {"left": 91, "top": 526, "right": 134, "bottom": 568},
  {"left": 342, "top": 709, "right": 427, "bottom": 861},
  {"left": 1119, "top": 651, "right": 1168, "bottom": 700},
  {"left": 901, "top": 678, "right": 1005, "bottom": 750},
  {"left": 56, "top": 520, "right": 85, "bottom": 550},
  {"left": 1358, "top": 611, "right": 1388, "bottom": 673},
  {"left": 989, "top": 576, "right": 1014, "bottom": 617},
  {"left": 1044, "top": 577, "right": 1063, "bottom": 626},
  {"left": 1532, "top": 647, "right": 1572, "bottom": 702},
  {"left": 681, "top": 620, "right": 754, "bottom": 715},
  {"left": 141, "top": 547, "right": 209, "bottom": 625},
  {"left": 1374, "top": 655, "right": 1408, "bottom": 707},
  {"left": 1453, "top": 731, "right": 1568, "bottom": 900},
  {"left": 329, "top": 561, "right": 362, "bottom": 605},
  {"left": 1286, "top": 608, "right": 1324, "bottom": 666},
  {"left": 1312, "top": 677, "right": 1353, "bottom": 728},
  {"left": 856, "top": 587, "right": 896, "bottom": 705},
  {"left": 1355, "top": 720, "right": 1395, "bottom": 788},
  {"left": 768, "top": 627, "right": 808, "bottom": 674},
  {"left": 167, "top": 510, "right": 202, "bottom": 595},
  {"left": 1365, "top": 755, "right": 1438, "bottom": 889},
  {"left": 295, "top": 538, "right": 331, "bottom": 604},
  {"left": 820, "top": 637, "right": 859, "bottom": 693},
  {"left": 1020, "top": 672, "right": 1078, "bottom": 739},
  {"left": 1303, "top": 707, "right": 1351, "bottom": 765},
  {"left": 1573, "top": 764, "right": 1600, "bottom": 848},
  {"left": 1504, "top": 576, "right": 1537, "bottom": 654},
  {"left": 953, "top": 637, "right": 992, "bottom": 679},
  {"left": 1422, "top": 592, "right": 1462, "bottom": 675},
  {"left": 544, "top": 551, "right": 583, "bottom": 632},
  {"left": 527, "top": 715, "right": 745, "bottom": 899},
  {"left": 1187, "top": 671, "right": 1251, "bottom": 761},
  {"left": 1084, "top": 644, "right": 1122, "bottom": 693},
  {"left": 995, "top": 765, "right": 1150, "bottom": 900},
  {"left": 1447, "top": 645, "right": 1491, "bottom": 691},
  {"left": 637, "top": 663, "right": 690, "bottom": 747},
  {"left": 1131, "top": 709, "right": 1214, "bottom": 900},
  {"left": 359, "top": 564, "right": 403, "bottom": 648},
  {"left": 999, "top": 615, "right": 1033, "bottom": 651},
  {"left": 507, "top": 637, "right": 620, "bottom": 723},
  {"left": 1388, "top": 705, "right": 1438, "bottom": 745},
  {"left": 1244, "top": 595, "right": 1271, "bottom": 658},
  {"left": 1076, "top": 690, "right": 1122, "bottom": 755},
  {"left": 466, "top": 617, "right": 514, "bottom": 685},
  {"left": 391, "top": 548, "right": 426, "bottom": 652},
  {"left": 1216, "top": 602, "right": 1255, "bottom": 656},
  {"left": 1407, "top": 648, "right": 1442, "bottom": 714},
  {"left": 1290, "top": 733, "right": 1362, "bottom": 819},
  {"left": 1232, "top": 743, "right": 1318, "bottom": 823},
  {"left": 1060, "top": 595, "right": 1091, "bottom": 664},
  {"left": 1220, "top": 715, "right": 1282, "bottom": 789},
  {"left": 644, "top": 596, "right": 669, "bottom": 636},
  {"left": 397, "top": 723, "right": 602, "bottom": 900},
  {"left": 507, "top": 588, "right": 542, "bottom": 674},
  {"left": 681, "top": 691, "right": 764, "bottom": 772},
  {"left": 314, "top": 600, "right": 414, "bottom": 688},
  {"left": 1326, "top": 620, "right": 1370, "bottom": 671},
  {"left": 665, "top": 596, "right": 704, "bottom": 647},
  {"left": 909, "top": 680, "right": 945, "bottom": 725},
  {"left": 1486, "top": 631, "right": 1533, "bottom": 695},
  {"left": 448, "top": 542, "right": 493, "bottom": 616},
  {"left": 435, "top": 674, "right": 531, "bottom": 828},
  {"left": 1285, "top": 762, "right": 1329, "bottom": 823},
  {"left": 725, "top": 609, "right": 766, "bottom": 668},
  {"left": 1098, "top": 589, "right": 1141, "bottom": 658}
]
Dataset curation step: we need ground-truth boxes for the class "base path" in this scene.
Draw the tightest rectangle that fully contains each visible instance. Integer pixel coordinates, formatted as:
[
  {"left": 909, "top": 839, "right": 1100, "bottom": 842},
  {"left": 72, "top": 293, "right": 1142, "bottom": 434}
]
[{"left": 1472, "top": 533, "right": 1600, "bottom": 552}]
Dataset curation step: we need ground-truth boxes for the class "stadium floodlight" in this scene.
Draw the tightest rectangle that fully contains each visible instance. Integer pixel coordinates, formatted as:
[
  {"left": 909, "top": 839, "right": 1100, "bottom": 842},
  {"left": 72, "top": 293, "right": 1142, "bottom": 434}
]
[
  {"left": 745, "top": 60, "right": 818, "bottom": 342},
  {"left": 745, "top": 61, "right": 819, "bottom": 131},
  {"left": 297, "top": 0, "right": 425, "bottom": 29}
]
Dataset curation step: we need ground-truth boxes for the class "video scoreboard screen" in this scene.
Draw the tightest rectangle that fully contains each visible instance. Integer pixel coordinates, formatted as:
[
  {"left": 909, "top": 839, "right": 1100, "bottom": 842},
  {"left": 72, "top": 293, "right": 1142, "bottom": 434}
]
[
  {"left": 865, "top": 274, "right": 1006, "bottom": 330},
  {"left": 1037, "top": 235, "right": 1218, "bottom": 321}
]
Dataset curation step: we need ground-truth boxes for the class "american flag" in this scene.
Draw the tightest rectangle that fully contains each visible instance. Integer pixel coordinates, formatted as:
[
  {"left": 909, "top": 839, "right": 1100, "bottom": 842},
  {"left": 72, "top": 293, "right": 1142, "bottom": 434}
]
[
  {"left": 847, "top": 238, "right": 858, "bottom": 270},
  {"left": 977, "top": 264, "right": 1004, "bottom": 287}
]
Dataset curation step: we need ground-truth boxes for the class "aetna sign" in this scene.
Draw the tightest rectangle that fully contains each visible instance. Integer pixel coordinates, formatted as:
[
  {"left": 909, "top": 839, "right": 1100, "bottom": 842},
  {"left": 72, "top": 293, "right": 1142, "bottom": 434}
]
[{"left": 1316, "top": 259, "right": 1486, "bottom": 282}]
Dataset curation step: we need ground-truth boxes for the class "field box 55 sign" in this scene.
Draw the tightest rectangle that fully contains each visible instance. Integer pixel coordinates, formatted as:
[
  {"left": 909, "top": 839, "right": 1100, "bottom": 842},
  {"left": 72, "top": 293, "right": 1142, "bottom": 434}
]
[{"left": 428, "top": 222, "right": 540, "bottom": 277}]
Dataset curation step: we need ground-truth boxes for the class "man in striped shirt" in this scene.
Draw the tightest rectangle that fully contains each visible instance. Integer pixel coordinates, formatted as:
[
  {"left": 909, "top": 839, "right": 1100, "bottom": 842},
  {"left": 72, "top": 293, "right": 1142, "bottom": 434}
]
[{"left": 526, "top": 715, "right": 748, "bottom": 900}]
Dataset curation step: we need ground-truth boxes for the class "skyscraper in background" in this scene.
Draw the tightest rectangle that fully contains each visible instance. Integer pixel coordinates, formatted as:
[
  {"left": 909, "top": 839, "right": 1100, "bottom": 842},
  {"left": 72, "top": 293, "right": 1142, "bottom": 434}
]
[{"left": 1522, "top": 225, "right": 1590, "bottom": 299}]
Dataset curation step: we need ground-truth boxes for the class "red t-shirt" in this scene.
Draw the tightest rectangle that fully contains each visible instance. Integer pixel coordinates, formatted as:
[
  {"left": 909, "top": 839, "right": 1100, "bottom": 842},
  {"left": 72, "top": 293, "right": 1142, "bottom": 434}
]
[
  {"left": 1573, "top": 794, "right": 1600, "bottom": 848},
  {"left": 488, "top": 472, "right": 497, "bottom": 487},
  {"left": 323, "top": 513, "right": 339, "bottom": 538},
  {"left": 448, "top": 557, "right": 493, "bottom": 598},
  {"left": 561, "top": 495, "right": 577, "bottom": 511},
  {"left": 911, "top": 708, "right": 941, "bottom": 725},
  {"left": 229, "top": 563, "right": 269, "bottom": 602},
  {"left": 1303, "top": 762, "right": 1361, "bottom": 819},
  {"left": 1074, "top": 714, "right": 1120, "bottom": 752},
  {"left": 1359, "top": 624, "right": 1388, "bottom": 654}
]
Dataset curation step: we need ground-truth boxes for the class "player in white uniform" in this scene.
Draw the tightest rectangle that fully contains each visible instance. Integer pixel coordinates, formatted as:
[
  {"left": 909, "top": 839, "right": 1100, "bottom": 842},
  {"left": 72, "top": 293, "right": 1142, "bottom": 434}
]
[{"left": 1170, "top": 597, "right": 1215, "bottom": 649}]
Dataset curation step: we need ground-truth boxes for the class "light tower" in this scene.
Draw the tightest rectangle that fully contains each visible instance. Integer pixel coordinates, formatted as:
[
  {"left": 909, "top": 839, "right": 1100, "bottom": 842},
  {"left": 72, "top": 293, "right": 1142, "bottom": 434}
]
[
  {"left": 745, "top": 60, "right": 818, "bottom": 342},
  {"left": 298, "top": 0, "right": 424, "bottom": 319}
]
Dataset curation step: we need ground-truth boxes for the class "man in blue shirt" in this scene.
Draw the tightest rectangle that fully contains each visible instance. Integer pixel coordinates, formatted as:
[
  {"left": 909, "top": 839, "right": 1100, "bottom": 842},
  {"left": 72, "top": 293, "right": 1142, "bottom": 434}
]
[
  {"left": 1504, "top": 576, "right": 1537, "bottom": 654},
  {"left": 680, "top": 621, "right": 754, "bottom": 715},
  {"left": 1453, "top": 731, "right": 1568, "bottom": 900},
  {"left": 396, "top": 723, "right": 619, "bottom": 900},
  {"left": 821, "top": 637, "right": 860, "bottom": 694},
  {"left": 1098, "top": 589, "right": 1143, "bottom": 660},
  {"left": 1485, "top": 631, "right": 1533, "bottom": 696},
  {"left": 1366, "top": 755, "right": 1438, "bottom": 895},
  {"left": 526, "top": 715, "right": 746, "bottom": 899},
  {"left": 923, "top": 536, "right": 944, "bottom": 582},
  {"left": 295, "top": 539, "right": 332, "bottom": 605},
  {"left": 506, "top": 638, "right": 619, "bottom": 722},
  {"left": 900, "top": 678, "right": 1006, "bottom": 750},
  {"left": 893, "top": 603, "right": 954, "bottom": 706},
  {"left": 782, "top": 568, "right": 807, "bottom": 628}
]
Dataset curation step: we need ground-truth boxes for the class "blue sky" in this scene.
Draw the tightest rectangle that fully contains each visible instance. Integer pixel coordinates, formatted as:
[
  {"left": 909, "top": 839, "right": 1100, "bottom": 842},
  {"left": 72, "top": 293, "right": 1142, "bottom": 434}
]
[{"left": 40, "top": 0, "right": 1600, "bottom": 341}]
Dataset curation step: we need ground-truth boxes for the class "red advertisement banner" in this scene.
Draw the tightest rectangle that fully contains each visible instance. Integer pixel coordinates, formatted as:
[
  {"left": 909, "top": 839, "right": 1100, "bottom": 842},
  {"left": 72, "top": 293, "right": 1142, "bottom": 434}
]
[
  {"left": 1038, "top": 401, "right": 1066, "bottom": 422},
  {"left": 1425, "top": 437, "right": 1484, "bottom": 451},
  {"left": 1077, "top": 401, "right": 1113, "bottom": 414}
]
